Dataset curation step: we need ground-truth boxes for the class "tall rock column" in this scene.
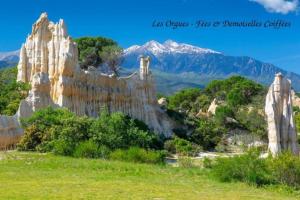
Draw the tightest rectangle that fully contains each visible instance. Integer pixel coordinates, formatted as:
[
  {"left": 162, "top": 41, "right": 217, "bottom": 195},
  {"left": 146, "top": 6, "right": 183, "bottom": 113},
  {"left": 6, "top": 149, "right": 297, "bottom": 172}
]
[{"left": 265, "top": 73, "right": 299, "bottom": 155}]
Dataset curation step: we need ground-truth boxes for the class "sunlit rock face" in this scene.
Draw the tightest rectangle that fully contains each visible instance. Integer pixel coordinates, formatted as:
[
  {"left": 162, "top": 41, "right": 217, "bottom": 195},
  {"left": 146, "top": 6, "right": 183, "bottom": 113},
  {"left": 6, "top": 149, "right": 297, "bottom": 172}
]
[
  {"left": 0, "top": 13, "right": 173, "bottom": 141},
  {"left": 265, "top": 73, "right": 299, "bottom": 156}
]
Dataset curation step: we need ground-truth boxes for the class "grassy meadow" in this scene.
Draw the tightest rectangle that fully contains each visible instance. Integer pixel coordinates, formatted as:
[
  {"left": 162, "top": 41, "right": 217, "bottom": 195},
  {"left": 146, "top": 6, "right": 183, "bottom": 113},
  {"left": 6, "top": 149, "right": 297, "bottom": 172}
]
[{"left": 0, "top": 151, "right": 299, "bottom": 200}]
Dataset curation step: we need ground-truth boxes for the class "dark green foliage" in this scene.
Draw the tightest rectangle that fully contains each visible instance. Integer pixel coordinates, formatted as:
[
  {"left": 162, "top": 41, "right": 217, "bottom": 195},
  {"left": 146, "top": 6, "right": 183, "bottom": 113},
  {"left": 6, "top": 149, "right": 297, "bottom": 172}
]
[
  {"left": 17, "top": 124, "right": 43, "bottom": 151},
  {"left": 167, "top": 88, "right": 201, "bottom": 112},
  {"left": 165, "top": 76, "right": 267, "bottom": 153},
  {"left": 210, "top": 149, "right": 271, "bottom": 186},
  {"left": 235, "top": 107, "right": 267, "bottom": 139},
  {"left": 164, "top": 137, "right": 201, "bottom": 156},
  {"left": 190, "top": 119, "right": 224, "bottom": 150},
  {"left": 98, "top": 45, "right": 123, "bottom": 75},
  {"left": 0, "top": 67, "right": 30, "bottom": 115},
  {"left": 73, "top": 140, "right": 110, "bottom": 159},
  {"left": 89, "top": 109, "right": 162, "bottom": 150},
  {"left": 18, "top": 107, "right": 163, "bottom": 160},
  {"left": 205, "top": 76, "right": 264, "bottom": 105},
  {"left": 214, "top": 106, "right": 235, "bottom": 127},
  {"left": 110, "top": 147, "right": 166, "bottom": 164},
  {"left": 74, "top": 37, "right": 117, "bottom": 69},
  {"left": 193, "top": 94, "right": 211, "bottom": 112}
]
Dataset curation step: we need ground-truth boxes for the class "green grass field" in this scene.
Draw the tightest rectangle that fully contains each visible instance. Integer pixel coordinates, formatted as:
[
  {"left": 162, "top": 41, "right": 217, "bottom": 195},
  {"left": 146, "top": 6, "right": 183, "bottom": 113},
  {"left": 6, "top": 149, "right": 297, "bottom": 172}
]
[{"left": 0, "top": 151, "right": 299, "bottom": 200}]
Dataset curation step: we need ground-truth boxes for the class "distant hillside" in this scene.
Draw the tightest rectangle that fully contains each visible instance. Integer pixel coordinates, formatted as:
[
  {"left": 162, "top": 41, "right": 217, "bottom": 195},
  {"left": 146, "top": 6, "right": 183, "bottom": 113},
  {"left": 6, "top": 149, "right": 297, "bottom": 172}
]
[
  {"left": 123, "top": 40, "right": 300, "bottom": 94},
  {"left": 0, "top": 50, "right": 19, "bottom": 69}
]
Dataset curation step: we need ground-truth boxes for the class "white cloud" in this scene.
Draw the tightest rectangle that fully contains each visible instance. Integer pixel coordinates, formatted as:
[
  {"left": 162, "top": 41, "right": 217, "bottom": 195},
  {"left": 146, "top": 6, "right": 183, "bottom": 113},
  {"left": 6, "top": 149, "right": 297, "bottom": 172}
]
[{"left": 250, "top": 0, "right": 299, "bottom": 14}]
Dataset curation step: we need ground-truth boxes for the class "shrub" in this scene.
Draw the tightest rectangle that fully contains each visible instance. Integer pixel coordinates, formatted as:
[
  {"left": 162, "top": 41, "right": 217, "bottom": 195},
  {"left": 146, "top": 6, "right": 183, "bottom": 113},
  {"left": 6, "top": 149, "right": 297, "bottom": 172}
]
[
  {"left": 178, "top": 156, "right": 195, "bottom": 168},
  {"left": 209, "top": 149, "right": 271, "bottom": 186},
  {"left": 17, "top": 124, "right": 43, "bottom": 151},
  {"left": 19, "top": 107, "right": 162, "bottom": 157},
  {"left": 165, "top": 137, "right": 201, "bottom": 156},
  {"left": 214, "top": 105, "right": 235, "bottom": 126},
  {"left": 0, "top": 67, "right": 30, "bottom": 115},
  {"left": 267, "top": 152, "right": 300, "bottom": 188},
  {"left": 89, "top": 110, "right": 162, "bottom": 150},
  {"left": 191, "top": 118, "right": 224, "bottom": 150},
  {"left": 164, "top": 140, "right": 176, "bottom": 154},
  {"left": 167, "top": 88, "right": 201, "bottom": 111},
  {"left": 52, "top": 139, "right": 74, "bottom": 156},
  {"left": 110, "top": 147, "right": 166, "bottom": 164},
  {"left": 73, "top": 140, "right": 110, "bottom": 159},
  {"left": 235, "top": 108, "right": 267, "bottom": 139},
  {"left": 74, "top": 37, "right": 117, "bottom": 69}
]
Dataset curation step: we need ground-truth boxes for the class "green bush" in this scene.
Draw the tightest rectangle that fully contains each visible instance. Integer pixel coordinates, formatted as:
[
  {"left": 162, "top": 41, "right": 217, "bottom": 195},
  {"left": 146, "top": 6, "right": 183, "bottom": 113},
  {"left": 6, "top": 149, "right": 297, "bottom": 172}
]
[
  {"left": 0, "top": 67, "right": 30, "bottom": 115},
  {"left": 110, "top": 147, "right": 166, "bottom": 164},
  {"left": 167, "top": 88, "right": 201, "bottom": 111},
  {"left": 205, "top": 76, "right": 264, "bottom": 102},
  {"left": 164, "top": 137, "right": 201, "bottom": 156},
  {"left": 190, "top": 118, "right": 224, "bottom": 150},
  {"left": 74, "top": 37, "right": 117, "bottom": 69},
  {"left": 214, "top": 105, "right": 235, "bottom": 126},
  {"left": 235, "top": 108, "right": 267, "bottom": 139},
  {"left": 207, "top": 150, "right": 300, "bottom": 189},
  {"left": 52, "top": 139, "right": 74, "bottom": 156},
  {"left": 209, "top": 149, "right": 271, "bottom": 186},
  {"left": 73, "top": 141, "right": 110, "bottom": 159},
  {"left": 89, "top": 110, "right": 162, "bottom": 150},
  {"left": 18, "top": 107, "right": 163, "bottom": 162},
  {"left": 17, "top": 124, "right": 43, "bottom": 151},
  {"left": 267, "top": 152, "right": 300, "bottom": 188}
]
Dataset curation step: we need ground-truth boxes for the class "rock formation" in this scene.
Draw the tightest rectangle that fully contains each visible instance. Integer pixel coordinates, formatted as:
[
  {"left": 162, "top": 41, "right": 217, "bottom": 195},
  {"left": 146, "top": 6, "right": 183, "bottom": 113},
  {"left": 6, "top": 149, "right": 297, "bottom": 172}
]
[
  {"left": 0, "top": 13, "right": 173, "bottom": 144},
  {"left": 292, "top": 90, "right": 300, "bottom": 108},
  {"left": 265, "top": 73, "right": 299, "bottom": 155},
  {"left": 207, "top": 98, "right": 218, "bottom": 115},
  {"left": 158, "top": 98, "right": 167, "bottom": 108}
]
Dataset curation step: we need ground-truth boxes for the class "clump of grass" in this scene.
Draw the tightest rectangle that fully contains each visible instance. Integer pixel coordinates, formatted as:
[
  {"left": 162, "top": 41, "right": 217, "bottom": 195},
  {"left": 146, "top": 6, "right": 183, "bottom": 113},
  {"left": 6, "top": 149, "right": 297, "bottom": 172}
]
[
  {"left": 110, "top": 147, "right": 166, "bottom": 164},
  {"left": 178, "top": 156, "right": 195, "bottom": 168}
]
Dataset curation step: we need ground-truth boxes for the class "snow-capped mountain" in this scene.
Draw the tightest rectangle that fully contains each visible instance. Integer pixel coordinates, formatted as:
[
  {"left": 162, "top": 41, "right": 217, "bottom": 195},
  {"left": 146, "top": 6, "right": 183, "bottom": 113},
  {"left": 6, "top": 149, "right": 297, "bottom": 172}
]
[
  {"left": 124, "top": 40, "right": 220, "bottom": 56},
  {"left": 0, "top": 50, "right": 19, "bottom": 68},
  {"left": 122, "top": 40, "right": 300, "bottom": 93}
]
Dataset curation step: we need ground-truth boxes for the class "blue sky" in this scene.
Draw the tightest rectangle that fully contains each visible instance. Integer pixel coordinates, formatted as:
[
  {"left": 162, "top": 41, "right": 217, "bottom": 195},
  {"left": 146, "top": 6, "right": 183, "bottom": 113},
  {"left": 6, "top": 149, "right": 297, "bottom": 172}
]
[{"left": 0, "top": 0, "right": 299, "bottom": 73}]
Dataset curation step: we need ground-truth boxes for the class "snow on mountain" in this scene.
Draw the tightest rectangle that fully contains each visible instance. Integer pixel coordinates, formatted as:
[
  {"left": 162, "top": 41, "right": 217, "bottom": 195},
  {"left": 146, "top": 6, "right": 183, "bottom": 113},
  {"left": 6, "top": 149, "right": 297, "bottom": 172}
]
[
  {"left": 124, "top": 40, "right": 220, "bottom": 55},
  {"left": 122, "top": 40, "right": 300, "bottom": 92},
  {"left": 0, "top": 50, "right": 20, "bottom": 62},
  {"left": 0, "top": 50, "right": 19, "bottom": 68}
]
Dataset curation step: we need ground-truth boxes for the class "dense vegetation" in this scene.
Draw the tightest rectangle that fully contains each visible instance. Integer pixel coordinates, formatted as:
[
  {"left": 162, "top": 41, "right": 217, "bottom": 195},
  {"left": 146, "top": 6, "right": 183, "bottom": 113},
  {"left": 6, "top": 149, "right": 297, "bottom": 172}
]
[
  {"left": 205, "top": 149, "right": 300, "bottom": 189},
  {"left": 74, "top": 37, "right": 123, "bottom": 74},
  {"left": 164, "top": 76, "right": 267, "bottom": 152},
  {"left": 0, "top": 67, "right": 30, "bottom": 115},
  {"left": 18, "top": 107, "right": 165, "bottom": 164}
]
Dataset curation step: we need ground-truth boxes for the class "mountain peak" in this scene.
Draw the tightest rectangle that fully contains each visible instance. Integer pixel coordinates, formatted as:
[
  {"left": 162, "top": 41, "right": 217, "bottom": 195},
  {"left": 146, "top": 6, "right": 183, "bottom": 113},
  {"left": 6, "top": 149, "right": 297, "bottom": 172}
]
[
  {"left": 163, "top": 40, "right": 179, "bottom": 47},
  {"left": 124, "top": 40, "right": 221, "bottom": 55}
]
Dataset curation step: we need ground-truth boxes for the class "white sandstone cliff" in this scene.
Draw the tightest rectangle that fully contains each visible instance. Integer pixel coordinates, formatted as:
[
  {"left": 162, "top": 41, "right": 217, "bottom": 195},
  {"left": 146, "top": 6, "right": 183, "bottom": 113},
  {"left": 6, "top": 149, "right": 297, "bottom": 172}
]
[
  {"left": 265, "top": 73, "right": 299, "bottom": 155},
  {"left": 0, "top": 13, "right": 173, "bottom": 146}
]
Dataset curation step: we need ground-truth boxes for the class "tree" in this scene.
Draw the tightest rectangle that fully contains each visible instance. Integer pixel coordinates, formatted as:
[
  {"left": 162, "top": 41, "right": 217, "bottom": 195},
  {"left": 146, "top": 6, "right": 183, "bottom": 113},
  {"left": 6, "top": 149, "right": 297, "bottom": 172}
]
[
  {"left": 74, "top": 37, "right": 118, "bottom": 70},
  {"left": 99, "top": 45, "right": 124, "bottom": 76},
  {"left": 167, "top": 88, "right": 201, "bottom": 111},
  {"left": 0, "top": 67, "right": 30, "bottom": 115}
]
